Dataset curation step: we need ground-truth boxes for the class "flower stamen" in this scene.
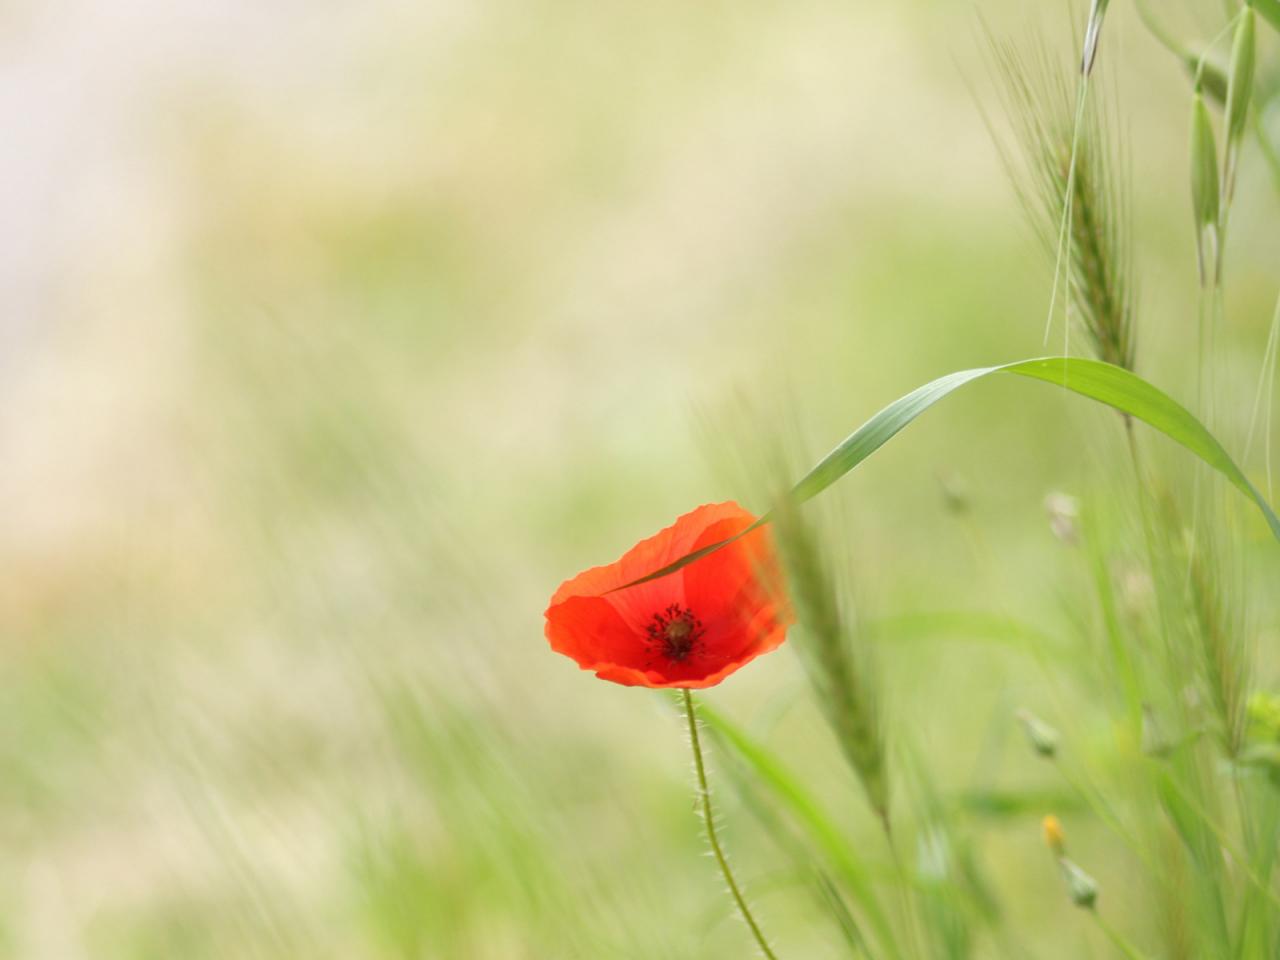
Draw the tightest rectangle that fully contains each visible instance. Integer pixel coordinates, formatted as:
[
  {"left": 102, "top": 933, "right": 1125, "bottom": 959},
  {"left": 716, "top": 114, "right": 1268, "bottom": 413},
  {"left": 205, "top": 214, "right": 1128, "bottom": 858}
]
[{"left": 646, "top": 603, "right": 704, "bottom": 662}]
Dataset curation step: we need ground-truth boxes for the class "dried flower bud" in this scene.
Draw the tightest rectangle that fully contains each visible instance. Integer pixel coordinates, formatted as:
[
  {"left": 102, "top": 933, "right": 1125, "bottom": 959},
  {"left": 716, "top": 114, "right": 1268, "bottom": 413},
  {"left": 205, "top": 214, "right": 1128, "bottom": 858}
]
[
  {"left": 1118, "top": 566, "right": 1154, "bottom": 615},
  {"left": 1044, "top": 492, "right": 1080, "bottom": 545},
  {"left": 1042, "top": 815, "right": 1066, "bottom": 857},
  {"left": 1018, "top": 709, "right": 1060, "bottom": 758},
  {"left": 1060, "top": 858, "right": 1098, "bottom": 909}
]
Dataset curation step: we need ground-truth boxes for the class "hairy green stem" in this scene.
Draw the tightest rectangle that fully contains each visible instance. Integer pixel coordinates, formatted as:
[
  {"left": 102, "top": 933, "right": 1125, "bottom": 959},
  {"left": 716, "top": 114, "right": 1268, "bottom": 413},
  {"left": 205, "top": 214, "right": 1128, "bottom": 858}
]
[{"left": 683, "top": 689, "right": 779, "bottom": 960}]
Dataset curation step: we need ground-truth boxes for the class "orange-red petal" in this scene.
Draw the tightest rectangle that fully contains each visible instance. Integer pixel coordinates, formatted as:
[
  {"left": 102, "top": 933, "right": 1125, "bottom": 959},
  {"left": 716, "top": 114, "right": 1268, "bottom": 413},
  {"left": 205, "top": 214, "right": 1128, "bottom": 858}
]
[{"left": 547, "top": 502, "right": 751, "bottom": 605}]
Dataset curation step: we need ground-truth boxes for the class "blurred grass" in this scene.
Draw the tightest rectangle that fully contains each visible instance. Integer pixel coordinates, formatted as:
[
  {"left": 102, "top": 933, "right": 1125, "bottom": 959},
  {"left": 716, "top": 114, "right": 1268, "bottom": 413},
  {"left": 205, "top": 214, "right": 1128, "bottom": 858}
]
[{"left": 2, "top": 0, "right": 1279, "bottom": 957}]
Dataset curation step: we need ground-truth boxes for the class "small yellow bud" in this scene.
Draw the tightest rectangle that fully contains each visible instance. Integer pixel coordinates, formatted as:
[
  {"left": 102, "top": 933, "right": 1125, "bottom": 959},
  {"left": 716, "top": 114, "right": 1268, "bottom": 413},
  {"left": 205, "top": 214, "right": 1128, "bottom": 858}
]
[{"left": 1042, "top": 815, "right": 1066, "bottom": 857}]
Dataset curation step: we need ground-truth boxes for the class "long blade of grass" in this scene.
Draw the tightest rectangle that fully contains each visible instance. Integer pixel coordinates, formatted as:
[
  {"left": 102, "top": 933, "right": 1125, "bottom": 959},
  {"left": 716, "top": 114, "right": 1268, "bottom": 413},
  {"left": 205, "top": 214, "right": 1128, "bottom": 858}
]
[
  {"left": 619, "top": 356, "right": 1280, "bottom": 590},
  {"left": 795, "top": 357, "right": 1276, "bottom": 536},
  {"left": 697, "top": 701, "right": 898, "bottom": 958}
]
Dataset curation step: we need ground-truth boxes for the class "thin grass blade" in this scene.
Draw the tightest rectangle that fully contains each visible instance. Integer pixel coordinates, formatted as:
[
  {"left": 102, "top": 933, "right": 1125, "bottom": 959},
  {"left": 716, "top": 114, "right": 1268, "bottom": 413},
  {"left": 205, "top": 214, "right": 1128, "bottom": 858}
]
[{"left": 618, "top": 357, "right": 1280, "bottom": 590}]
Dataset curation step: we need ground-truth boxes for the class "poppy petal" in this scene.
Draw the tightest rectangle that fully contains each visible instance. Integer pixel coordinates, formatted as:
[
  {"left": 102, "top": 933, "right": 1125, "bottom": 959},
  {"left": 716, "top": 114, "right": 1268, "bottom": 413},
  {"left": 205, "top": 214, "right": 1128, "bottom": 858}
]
[
  {"left": 548, "top": 502, "right": 750, "bottom": 605},
  {"left": 546, "top": 594, "right": 646, "bottom": 668},
  {"left": 544, "top": 501, "right": 789, "bottom": 689},
  {"left": 683, "top": 515, "right": 781, "bottom": 625}
]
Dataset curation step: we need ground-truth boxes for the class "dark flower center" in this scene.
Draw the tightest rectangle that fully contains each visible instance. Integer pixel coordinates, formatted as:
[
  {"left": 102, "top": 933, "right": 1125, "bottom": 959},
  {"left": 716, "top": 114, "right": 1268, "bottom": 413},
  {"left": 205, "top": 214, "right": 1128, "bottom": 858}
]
[{"left": 646, "top": 603, "right": 704, "bottom": 662}]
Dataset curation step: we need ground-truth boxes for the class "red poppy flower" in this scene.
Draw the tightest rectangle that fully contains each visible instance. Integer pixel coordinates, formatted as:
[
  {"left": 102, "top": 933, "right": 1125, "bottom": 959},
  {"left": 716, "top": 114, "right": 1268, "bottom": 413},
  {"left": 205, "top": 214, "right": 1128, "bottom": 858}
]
[{"left": 545, "top": 502, "right": 791, "bottom": 688}]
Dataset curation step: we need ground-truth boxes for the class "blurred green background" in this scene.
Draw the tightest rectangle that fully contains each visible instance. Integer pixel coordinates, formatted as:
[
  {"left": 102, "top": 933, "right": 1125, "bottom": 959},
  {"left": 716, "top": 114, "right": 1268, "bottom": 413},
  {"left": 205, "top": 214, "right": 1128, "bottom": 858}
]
[{"left": 3, "top": 0, "right": 1279, "bottom": 957}]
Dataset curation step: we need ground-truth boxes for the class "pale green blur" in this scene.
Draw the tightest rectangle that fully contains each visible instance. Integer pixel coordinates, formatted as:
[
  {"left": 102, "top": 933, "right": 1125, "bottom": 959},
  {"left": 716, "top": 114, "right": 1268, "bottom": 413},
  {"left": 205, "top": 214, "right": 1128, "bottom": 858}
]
[{"left": 3, "top": 0, "right": 1279, "bottom": 957}]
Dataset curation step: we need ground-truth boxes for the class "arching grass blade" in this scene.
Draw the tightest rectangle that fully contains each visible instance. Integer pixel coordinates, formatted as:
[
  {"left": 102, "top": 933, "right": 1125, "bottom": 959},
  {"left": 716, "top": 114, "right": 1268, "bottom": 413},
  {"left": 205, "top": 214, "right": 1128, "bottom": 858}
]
[{"left": 618, "top": 356, "right": 1280, "bottom": 590}]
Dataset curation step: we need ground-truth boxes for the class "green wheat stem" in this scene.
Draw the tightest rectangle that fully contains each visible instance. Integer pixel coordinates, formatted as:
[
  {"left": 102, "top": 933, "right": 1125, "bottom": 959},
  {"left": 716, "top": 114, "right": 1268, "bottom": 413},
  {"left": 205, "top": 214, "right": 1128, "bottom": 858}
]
[
  {"left": 683, "top": 689, "right": 779, "bottom": 960},
  {"left": 1118, "top": 417, "right": 1157, "bottom": 728},
  {"left": 1134, "top": 0, "right": 1280, "bottom": 199},
  {"left": 1045, "top": 76, "right": 1091, "bottom": 352},
  {"left": 1156, "top": 768, "right": 1280, "bottom": 913},
  {"left": 952, "top": 495, "right": 1171, "bottom": 888},
  {"left": 882, "top": 829, "right": 926, "bottom": 960},
  {"left": 1050, "top": 755, "right": 1165, "bottom": 883},
  {"left": 1189, "top": 282, "right": 1225, "bottom": 593},
  {"left": 1243, "top": 291, "right": 1280, "bottom": 502},
  {"left": 1193, "top": 13, "right": 1243, "bottom": 83}
]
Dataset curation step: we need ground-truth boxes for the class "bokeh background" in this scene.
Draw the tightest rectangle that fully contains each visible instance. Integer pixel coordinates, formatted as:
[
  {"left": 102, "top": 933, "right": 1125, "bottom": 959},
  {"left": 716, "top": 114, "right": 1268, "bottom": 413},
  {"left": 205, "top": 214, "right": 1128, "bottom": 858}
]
[{"left": 4, "top": 1, "right": 1279, "bottom": 957}]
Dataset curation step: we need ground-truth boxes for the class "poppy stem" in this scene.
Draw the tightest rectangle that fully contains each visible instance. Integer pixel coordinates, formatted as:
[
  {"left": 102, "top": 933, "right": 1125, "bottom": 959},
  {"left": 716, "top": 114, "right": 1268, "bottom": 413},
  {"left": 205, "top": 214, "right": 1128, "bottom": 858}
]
[{"left": 682, "top": 688, "right": 779, "bottom": 960}]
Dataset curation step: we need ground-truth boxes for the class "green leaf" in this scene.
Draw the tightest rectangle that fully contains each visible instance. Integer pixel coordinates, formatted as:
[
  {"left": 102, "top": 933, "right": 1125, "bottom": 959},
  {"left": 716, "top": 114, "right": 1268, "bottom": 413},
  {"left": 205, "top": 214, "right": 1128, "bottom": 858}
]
[
  {"left": 1253, "top": 0, "right": 1280, "bottom": 35},
  {"left": 619, "top": 357, "right": 1279, "bottom": 589}
]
